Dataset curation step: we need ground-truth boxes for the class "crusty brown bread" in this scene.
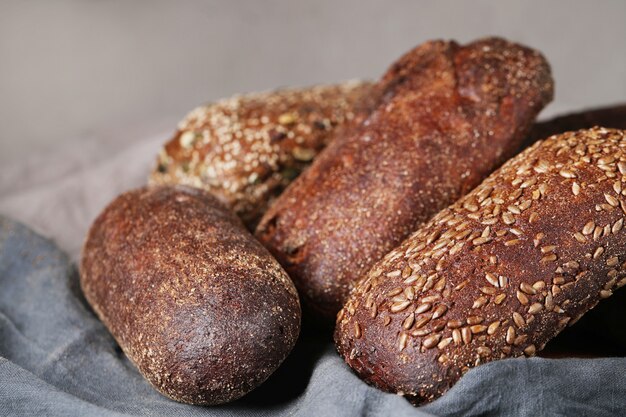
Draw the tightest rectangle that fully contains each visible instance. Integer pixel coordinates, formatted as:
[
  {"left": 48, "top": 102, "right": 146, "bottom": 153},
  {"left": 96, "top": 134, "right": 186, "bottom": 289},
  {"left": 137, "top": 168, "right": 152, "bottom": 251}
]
[
  {"left": 255, "top": 37, "right": 554, "bottom": 319},
  {"left": 149, "top": 81, "right": 378, "bottom": 228},
  {"left": 335, "top": 127, "right": 626, "bottom": 405},
  {"left": 526, "top": 103, "right": 626, "bottom": 147},
  {"left": 80, "top": 185, "right": 301, "bottom": 405},
  {"left": 149, "top": 73, "right": 624, "bottom": 234}
]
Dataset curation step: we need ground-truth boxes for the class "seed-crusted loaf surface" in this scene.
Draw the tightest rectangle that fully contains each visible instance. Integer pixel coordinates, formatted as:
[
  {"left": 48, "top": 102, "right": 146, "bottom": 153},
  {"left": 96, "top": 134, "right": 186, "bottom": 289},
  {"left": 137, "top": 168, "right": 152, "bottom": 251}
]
[
  {"left": 149, "top": 81, "right": 378, "bottom": 228},
  {"left": 256, "top": 37, "right": 554, "bottom": 319},
  {"left": 80, "top": 185, "right": 301, "bottom": 405},
  {"left": 335, "top": 128, "right": 626, "bottom": 405}
]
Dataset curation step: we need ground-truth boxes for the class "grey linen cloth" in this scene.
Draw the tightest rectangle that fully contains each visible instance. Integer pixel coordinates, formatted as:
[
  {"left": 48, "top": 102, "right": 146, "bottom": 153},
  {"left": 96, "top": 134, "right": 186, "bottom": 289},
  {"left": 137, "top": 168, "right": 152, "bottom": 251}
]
[{"left": 1, "top": 128, "right": 625, "bottom": 417}]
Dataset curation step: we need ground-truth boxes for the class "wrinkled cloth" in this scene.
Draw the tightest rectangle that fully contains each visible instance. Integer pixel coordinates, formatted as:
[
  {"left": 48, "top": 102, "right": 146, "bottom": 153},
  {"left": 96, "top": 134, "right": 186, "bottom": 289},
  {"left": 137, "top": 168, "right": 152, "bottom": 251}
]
[{"left": 1, "top": 129, "right": 626, "bottom": 417}]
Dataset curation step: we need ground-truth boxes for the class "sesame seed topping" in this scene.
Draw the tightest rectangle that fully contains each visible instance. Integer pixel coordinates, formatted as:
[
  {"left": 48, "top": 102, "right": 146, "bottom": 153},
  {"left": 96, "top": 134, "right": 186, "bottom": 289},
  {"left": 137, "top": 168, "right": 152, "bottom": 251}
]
[
  {"left": 467, "top": 316, "right": 484, "bottom": 325},
  {"left": 516, "top": 291, "right": 530, "bottom": 305},
  {"left": 390, "top": 300, "right": 411, "bottom": 313},
  {"left": 520, "top": 282, "right": 537, "bottom": 295},
  {"left": 502, "top": 212, "right": 516, "bottom": 225},
  {"left": 447, "top": 319, "right": 463, "bottom": 329},
  {"left": 432, "top": 304, "right": 448, "bottom": 319},
  {"left": 477, "top": 346, "right": 492, "bottom": 356},
  {"left": 398, "top": 332, "right": 408, "bottom": 351},
  {"left": 605, "top": 193, "right": 619, "bottom": 207},
  {"left": 470, "top": 325, "right": 487, "bottom": 334},
  {"left": 607, "top": 256, "right": 619, "bottom": 267},
  {"left": 413, "top": 315, "right": 432, "bottom": 329},
  {"left": 573, "top": 232, "right": 587, "bottom": 243},
  {"left": 402, "top": 314, "right": 415, "bottom": 330},
  {"left": 452, "top": 329, "right": 462, "bottom": 345},
  {"left": 437, "top": 337, "right": 453, "bottom": 350},
  {"left": 506, "top": 326, "right": 516, "bottom": 345},
  {"left": 532, "top": 280, "right": 546, "bottom": 290},
  {"left": 593, "top": 247, "right": 605, "bottom": 259},
  {"left": 498, "top": 275, "right": 509, "bottom": 288},
  {"left": 423, "top": 334, "right": 442, "bottom": 349},
  {"left": 387, "top": 270, "right": 402, "bottom": 278},
  {"left": 524, "top": 344, "right": 536, "bottom": 356},
  {"left": 480, "top": 286, "right": 498, "bottom": 295},
  {"left": 487, "top": 321, "right": 501, "bottom": 335},
  {"left": 485, "top": 273, "right": 499, "bottom": 287},
  {"left": 472, "top": 236, "right": 492, "bottom": 246},
  {"left": 494, "top": 293, "right": 507, "bottom": 305},
  {"left": 582, "top": 221, "right": 596, "bottom": 235},
  {"left": 559, "top": 169, "right": 576, "bottom": 178},
  {"left": 415, "top": 303, "right": 432, "bottom": 314},
  {"left": 461, "top": 328, "right": 472, "bottom": 345},
  {"left": 540, "top": 254, "right": 558, "bottom": 263},
  {"left": 387, "top": 287, "right": 403, "bottom": 297}
]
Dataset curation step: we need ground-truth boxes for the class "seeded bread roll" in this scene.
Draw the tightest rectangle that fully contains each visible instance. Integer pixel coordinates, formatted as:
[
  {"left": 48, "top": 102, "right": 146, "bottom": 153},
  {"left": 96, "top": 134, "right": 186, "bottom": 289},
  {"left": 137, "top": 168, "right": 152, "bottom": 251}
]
[
  {"left": 335, "top": 128, "right": 626, "bottom": 405},
  {"left": 80, "top": 186, "right": 301, "bottom": 405},
  {"left": 149, "top": 81, "right": 378, "bottom": 228},
  {"left": 530, "top": 105, "right": 626, "bottom": 355},
  {"left": 256, "top": 37, "right": 554, "bottom": 319}
]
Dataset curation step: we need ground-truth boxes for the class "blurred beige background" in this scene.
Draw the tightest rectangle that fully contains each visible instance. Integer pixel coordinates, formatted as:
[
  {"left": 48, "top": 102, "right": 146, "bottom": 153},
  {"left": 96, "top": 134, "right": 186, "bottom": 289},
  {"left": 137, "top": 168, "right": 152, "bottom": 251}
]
[{"left": 1, "top": 0, "right": 625, "bottom": 165}]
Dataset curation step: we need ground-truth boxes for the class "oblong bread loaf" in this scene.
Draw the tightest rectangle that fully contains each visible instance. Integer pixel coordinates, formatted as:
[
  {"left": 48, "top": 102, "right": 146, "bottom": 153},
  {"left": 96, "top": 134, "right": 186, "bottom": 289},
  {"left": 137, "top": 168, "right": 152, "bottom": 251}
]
[{"left": 336, "top": 127, "right": 626, "bottom": 405}]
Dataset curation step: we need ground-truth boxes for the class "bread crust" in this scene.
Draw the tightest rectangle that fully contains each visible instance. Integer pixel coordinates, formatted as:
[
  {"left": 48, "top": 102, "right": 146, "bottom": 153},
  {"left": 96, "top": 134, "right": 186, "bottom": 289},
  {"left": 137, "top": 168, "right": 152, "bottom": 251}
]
[
  {"left": 526, "top": 103, "right": 626, "bottom": 146},
  {"left": 149, "top": 81, "right": 378, "bottom": 229},
  {"left": 256, "top": 37, "right": 554, "bottom": 318},
  {"left": 80, "top": 185, "right": 301, "bottom": 405},
  {"left": 150, "top": 83, "right": 624, "bottom": 234},
  {"left": 335, "top": 128, "right": 626, "bottom": 405}
]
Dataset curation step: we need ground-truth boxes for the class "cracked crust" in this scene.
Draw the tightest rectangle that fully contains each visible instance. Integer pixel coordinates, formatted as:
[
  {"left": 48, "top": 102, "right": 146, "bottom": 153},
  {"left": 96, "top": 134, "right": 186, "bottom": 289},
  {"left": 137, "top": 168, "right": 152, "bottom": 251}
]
[
  {"left": 80, "top": 185, "right": 301, "bottom": 405},
  {"left": 256, "top": 37, "right": 554, "bottom": 319},
  {"left": 335, "top": 128, "right": 626, "bottom": 405}
]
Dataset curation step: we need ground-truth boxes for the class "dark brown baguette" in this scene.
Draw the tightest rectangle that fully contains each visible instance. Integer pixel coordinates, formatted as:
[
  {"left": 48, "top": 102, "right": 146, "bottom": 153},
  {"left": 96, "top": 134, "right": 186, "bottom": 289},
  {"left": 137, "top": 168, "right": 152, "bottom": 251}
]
[
  {"left": 335, "top": 127, "right": 626, "bottom": 405},
  {"left": 80, "top": 185, "right": 301, "bottom": 405},
  {"left": 255, "top": 37, "right": 554, "bottom": 319},
  {"left": 526, "top": 103, "right": 626, "bottom": 147},
  {"left": 149, "top": 81, "right": 378, "bottom": 228}
]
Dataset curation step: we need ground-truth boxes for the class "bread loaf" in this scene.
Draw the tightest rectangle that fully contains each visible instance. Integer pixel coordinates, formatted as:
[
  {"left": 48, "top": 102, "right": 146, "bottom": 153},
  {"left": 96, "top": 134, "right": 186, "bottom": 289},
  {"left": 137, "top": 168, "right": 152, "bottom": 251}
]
[
  {"left": 256, "top": 37, "right": 554, "bottom": 319},
  {"left": 526, "top": 103, "right": 626, "bottom": 147},
  {"left": 80, "top": 186, "right": 301, "bottom": 405},
  {"left": 149, "top": 81, "right": 378, "bottom": 228},
  {"left": 335, "top": 127, "right": 626, "bottom": 405},
  {"left": 149, "top": 71, "right": 623, "bottom": 234}
]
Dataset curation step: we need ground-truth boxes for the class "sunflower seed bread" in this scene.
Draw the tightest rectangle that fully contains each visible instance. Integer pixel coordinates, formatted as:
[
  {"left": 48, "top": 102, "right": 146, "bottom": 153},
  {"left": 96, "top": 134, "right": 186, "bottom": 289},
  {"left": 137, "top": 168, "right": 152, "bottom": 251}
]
[
  {"left": 149, "top": 81, "right": 378, "bottom": 228},
  {"left": 335, "top": 127, "right": 626, "bottom": 405},
  {"left": 80, "top": 185, "right": 301, "bottom": 405},
  {"left": 255, "top": 37, "right": 554, "bottom": 319}
]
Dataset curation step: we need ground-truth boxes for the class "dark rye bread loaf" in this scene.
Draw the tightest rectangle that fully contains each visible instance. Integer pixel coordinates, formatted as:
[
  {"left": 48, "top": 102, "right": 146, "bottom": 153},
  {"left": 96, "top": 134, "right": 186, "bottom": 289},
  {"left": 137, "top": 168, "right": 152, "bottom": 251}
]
[
  {"left": 256, "top": 37, "right": 554, "bottom": 319},
  {"left": 335, "top": 128, "right": 626, "bottom": 405},
  {"left": 526, "top": 103, "right": 626, "bottom": 147},
  {"left": 80, "top": 186, "right": 301, "bottom": 405},
  {"left": 149, "top": 81, "right": 378, "bottom": 228}
]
